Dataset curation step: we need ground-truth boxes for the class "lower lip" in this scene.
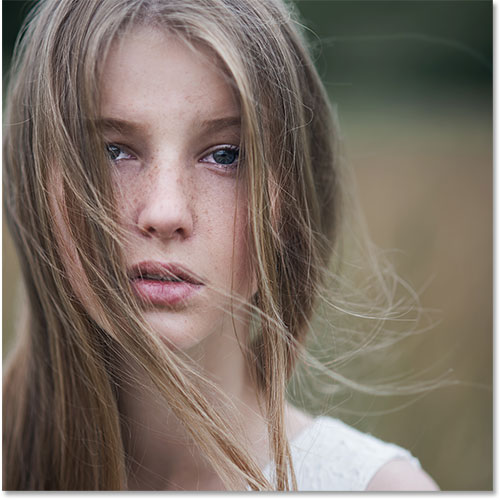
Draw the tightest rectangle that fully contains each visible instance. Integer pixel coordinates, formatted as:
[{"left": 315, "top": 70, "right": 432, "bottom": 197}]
[{"left": 131, "top": 279, "right": 202, "bottom": 306}]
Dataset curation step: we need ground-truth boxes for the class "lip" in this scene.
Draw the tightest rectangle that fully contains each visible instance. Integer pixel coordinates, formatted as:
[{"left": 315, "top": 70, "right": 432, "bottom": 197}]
[{"left": 128, "top": 261, "right": 204, "bottom": 307}]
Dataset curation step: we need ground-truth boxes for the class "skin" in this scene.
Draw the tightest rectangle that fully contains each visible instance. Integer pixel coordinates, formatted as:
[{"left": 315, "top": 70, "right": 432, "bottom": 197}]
[
  {"left": 97, "top": 26, "right": 312, "bottom": 490},
  {"left": 100, "top": 29, "right": 253, "bottom": 351},
  {"left": 367, "top": 459, "right": 439, "bottom": 491},
  {"left": 55, "top": 24, "right": 437, "bottom": 491}
]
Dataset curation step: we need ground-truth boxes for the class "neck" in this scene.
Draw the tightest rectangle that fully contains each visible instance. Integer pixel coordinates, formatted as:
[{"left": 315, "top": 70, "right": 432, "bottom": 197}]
[
  {"left": 116, "top": 315, "right": 313, "bottom": 491},
  {"left": 116, "top": 320, "right": 270, "bottom": 490}
]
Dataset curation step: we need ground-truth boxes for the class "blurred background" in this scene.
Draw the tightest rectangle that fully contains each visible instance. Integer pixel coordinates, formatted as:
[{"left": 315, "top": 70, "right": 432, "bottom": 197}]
[{"left": 3, "top": 0, "right": 492, "bottom": 491}]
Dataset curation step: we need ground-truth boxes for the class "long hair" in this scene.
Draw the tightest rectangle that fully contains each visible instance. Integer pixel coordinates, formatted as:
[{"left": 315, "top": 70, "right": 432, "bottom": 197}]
[{"left": 3, "top": 0, "right": 340, "bottom": 490}]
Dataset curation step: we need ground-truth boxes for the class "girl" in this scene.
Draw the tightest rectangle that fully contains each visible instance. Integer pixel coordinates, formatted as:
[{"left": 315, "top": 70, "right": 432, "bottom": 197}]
[{"left": 3, "top": 0, "right": 438, "bottom": 491}]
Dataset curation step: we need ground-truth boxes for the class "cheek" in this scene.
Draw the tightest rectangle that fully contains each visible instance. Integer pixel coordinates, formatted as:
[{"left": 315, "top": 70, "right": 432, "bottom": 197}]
[
  {"left": 110, "top": 170, "right": 137, "bottom": 221},
  {"left": 48, "top": 177, "right": 117, "bottom": 333},
  {"left": 228, "top": 189, "right": 256, "bottom": 296},
  {"left": 48, "top": 174, "right": 87, "bottom": 293}
]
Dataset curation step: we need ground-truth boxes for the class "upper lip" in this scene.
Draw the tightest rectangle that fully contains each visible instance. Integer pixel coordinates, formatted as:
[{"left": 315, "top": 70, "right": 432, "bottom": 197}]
[{"left": 128, "top": 261, "right": 204, "bottom": 285}]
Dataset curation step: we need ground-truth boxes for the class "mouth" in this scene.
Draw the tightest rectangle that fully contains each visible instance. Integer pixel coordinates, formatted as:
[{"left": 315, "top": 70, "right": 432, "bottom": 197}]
[{"left": 128, "top": 261, "right": 203, "bottom": 306}]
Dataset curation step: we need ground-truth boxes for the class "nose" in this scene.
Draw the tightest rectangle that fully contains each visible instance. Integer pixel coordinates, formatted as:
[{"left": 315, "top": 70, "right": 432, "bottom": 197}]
[{"left": 136, "top": 162, "right": 194, "bottom": 240}]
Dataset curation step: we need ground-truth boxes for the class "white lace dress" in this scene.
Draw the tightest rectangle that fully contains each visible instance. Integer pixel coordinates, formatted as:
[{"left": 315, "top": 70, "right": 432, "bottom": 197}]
[{"left": 263, "top": 416, "right": 421, "bottom": 491}]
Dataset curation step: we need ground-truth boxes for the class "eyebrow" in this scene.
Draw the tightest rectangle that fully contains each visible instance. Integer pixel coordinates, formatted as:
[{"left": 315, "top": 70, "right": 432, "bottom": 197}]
[
  {"left": 198, "top": 116, "right": 241, "bottom": 134},
  {"left": 96, "top": 116, "right": 241, "bottom": 135},
  {"left": 96, "top": 118, "right": 142, "bottom": 134}
]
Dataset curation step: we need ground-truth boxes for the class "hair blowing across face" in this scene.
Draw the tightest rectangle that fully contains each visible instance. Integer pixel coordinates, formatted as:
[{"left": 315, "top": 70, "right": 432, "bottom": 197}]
[{"left": 3, "top": 0, "right": 340, "bottom": 490}]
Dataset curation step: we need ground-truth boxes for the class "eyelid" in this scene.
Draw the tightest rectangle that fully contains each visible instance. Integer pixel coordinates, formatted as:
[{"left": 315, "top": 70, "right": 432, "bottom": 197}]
[
  {"left": 200, "top": 143, "right": 239, "bottom": 155},
  {"left": 199, "top": 144, "right": 239, "bottom": 166},
  {"left": 106, "top": 142, "right": 138, "bottom": 162}
]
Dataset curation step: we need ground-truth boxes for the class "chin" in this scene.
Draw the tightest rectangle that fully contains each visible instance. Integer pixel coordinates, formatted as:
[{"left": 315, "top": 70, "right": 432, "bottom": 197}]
[{"left": 143, "top": 310, "right": 220, "bottom": 352}]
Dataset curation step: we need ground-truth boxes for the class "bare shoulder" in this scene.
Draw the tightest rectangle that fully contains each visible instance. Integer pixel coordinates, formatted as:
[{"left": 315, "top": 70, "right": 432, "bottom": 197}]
[{"left": 366, "top": 459, "right": 440, "bottom": 491}]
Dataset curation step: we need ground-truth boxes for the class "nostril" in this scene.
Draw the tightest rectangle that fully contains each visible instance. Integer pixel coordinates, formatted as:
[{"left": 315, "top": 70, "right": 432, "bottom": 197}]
[
  {"left": 135, "top": 177, "right": 194, "bottom": 240},
  {"left": 137, "top": 214, "right": 192, "bottom": 240},
  {"left": 138, "top": 223, "right": 156, "bottom": 237}
]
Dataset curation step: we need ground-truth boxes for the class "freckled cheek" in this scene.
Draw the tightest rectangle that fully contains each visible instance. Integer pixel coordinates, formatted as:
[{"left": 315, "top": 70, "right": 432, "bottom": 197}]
[
  {"left": 110, "top": 171, "right": 142, "bottom": 223},
  {"left": 196, "top": 181, "right": 249, "bottom": 282}
]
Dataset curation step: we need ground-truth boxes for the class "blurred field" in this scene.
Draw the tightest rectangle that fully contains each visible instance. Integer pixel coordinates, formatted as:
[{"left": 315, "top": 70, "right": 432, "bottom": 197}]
[
  {"left": 332, "top": 89, "right": 492, "bottom": 491},
  {"left": 2, "top": 0, "right": 492, "bottom": 491}
]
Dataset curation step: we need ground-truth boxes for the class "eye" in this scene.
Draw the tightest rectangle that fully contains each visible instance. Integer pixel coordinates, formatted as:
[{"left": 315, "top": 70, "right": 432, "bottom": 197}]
[
  {"left": 106, "top": 143, "right": 135, "bottom": 162},
  {"left": 200, "top": 145, "right": 239, "bottom": 170}
]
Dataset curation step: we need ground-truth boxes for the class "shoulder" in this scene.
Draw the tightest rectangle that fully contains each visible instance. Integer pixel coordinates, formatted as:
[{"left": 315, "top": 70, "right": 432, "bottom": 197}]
[
  {"left": 366, "top": 458, "right": 439, "bottom": 491},
  {"left": 286, "top": 416, "right": 436, "bottom": 491}
]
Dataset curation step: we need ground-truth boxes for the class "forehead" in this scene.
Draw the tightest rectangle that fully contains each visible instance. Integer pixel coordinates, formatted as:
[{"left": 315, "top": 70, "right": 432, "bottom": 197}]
[{"left": 99, "top": 26, "right": 240, "bottom": 123}]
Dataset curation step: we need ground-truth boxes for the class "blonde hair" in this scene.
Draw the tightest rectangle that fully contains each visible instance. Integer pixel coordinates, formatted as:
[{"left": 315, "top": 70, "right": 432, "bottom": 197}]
[
  {"left": 7, "top": 0, "right": 451, "bottom": 490},
  {"left": 3, "top": 0, "right": 344, "bottom": 490}
]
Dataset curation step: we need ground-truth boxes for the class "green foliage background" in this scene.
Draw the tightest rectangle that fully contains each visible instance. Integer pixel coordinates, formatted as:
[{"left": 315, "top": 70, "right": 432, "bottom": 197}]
[{"left": 3, "top": 0, "right": 492, "bottom": 490}]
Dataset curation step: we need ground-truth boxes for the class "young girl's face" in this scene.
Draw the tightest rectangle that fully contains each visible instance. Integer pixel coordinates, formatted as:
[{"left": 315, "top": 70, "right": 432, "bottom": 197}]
[{"left": 96, "top": 26, "right": 254, "bottom": 349}]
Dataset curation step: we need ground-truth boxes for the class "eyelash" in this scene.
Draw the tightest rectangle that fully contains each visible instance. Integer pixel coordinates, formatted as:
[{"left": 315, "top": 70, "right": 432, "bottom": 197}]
[
  {"left": 105, "top": 143, "right": 240, "bottom": 171},
  {"left": 106, "top": 143, "right": 135, "bottom": 162},
  {"left": 199, "top": 145, "right": 239, "bottom": 171}
]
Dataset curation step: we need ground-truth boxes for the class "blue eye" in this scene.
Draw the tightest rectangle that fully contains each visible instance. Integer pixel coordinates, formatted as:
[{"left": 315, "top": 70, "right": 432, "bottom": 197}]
[
  {"left": 106, "top": 144, "right": 134, "bottom": 162},
  {"left": 200, "top": 145, "right": 239, "bottom": 169},
  {"left": 212, "top": 148, "right": 238, "bottom": 165}
]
